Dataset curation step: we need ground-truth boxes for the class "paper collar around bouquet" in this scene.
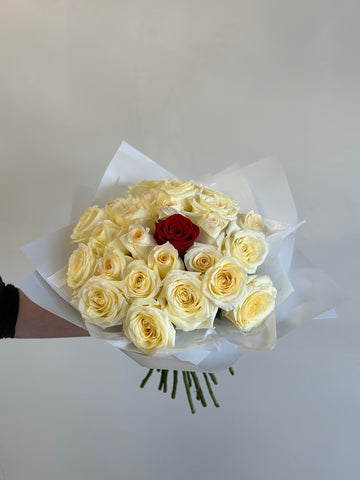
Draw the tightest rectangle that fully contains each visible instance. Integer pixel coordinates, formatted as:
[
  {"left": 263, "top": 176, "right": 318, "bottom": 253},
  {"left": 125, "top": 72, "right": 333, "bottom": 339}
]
[{"left": 20, "top": 142, "right": 338, "bottom": 413}]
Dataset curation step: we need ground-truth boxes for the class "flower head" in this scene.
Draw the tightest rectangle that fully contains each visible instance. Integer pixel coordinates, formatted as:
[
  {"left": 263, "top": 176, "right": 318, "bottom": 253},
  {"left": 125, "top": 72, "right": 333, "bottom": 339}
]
[{"left": 154, "top": 214, "right": 200, "bottom": 257}]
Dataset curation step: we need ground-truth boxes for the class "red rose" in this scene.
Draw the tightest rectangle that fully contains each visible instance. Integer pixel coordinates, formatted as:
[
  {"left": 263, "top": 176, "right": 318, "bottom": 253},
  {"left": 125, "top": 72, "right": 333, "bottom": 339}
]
[{"left": 154, "top": 214, "right": 200, "bottom": 257}]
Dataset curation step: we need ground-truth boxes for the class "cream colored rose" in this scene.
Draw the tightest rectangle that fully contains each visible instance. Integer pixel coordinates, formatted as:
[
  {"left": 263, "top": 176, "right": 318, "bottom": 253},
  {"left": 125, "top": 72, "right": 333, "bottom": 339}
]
[
  {"left": 145, "top": 179, "right": 197, "bottom": 213},
  {"left": 238, "top": 210, "right": 267, "bottom": 233},
  {"left": 198, "top": 212, "right": 229, "bottom": 241},
  {"left": 97, "top": 248, "right": 132, "bottom": 280},
  {"left": 160, "top": 178, "right": 196, "bottom": 199},
  {"left": 74, "top": 275, "right": 128, "bottom": 328},
  {"left": 202, "top": 256, "right": 247, "bottom": 311},
  {"left": 189, "top": 186, "right": 238, "bottom": 220},
  {"left": 225, "top": 275, "right": 277, "bottom": 333},
  {"left": 128, "top": 180, "right": 162, "bottom": 196},
  {"left": 160, "top": 270, "right": 217, "bottom": 331},
  {"left": 154, "top": 190, "right": 190, "bottom": 212},
  {"left": 120, "top": 224, "right": 156, "bottom": 261},
  {"left": 105, "top": 232, "right": 130, "bottom": 254},
  {"left": 155, "top": 206, "right": 184, "bottom": 221},
  {"left": 67, "top": 243, "right": 97, "bottom": 290},
  {"left": 123, "top": 299, "right": 176, "bottom": 354},
  {"left": 105, "top": 196, "right": 150, "bottom": 227},
  {"left": 71, "top": 205, "right": 107, "bottom": 243},
  {"left": 88, "top": 220, "right": 122, "bottom": 255},
  {"left": 105, "top": 196, "right": 128, "bottom": 223},
  {"left": 147, "top": 242, "right": 184, "bottom": 279},
  {"left": 223, "top": 222, "right": 268, "bottom": 274},
  {"left": 122, "top": 260, "right": 161, "bottom": 300},
  {"left": 184, "top": 243, "right": 223, "bottom": 273},
  {"left": 137, "top": 188, "right": 162, "bottom": 216}
]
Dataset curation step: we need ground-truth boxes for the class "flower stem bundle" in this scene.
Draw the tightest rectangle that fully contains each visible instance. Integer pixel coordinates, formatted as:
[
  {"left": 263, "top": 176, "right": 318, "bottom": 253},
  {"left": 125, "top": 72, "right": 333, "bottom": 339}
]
[{"left": 139, "top": 367, "right": 235, "bottom": 413}]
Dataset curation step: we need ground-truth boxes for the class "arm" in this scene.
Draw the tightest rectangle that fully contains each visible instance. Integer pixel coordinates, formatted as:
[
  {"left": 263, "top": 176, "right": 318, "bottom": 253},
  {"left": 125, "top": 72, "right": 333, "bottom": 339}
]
[
  {"left": 0, "top": 276, "right": 89, "bottom": 339},
  {"left": 15, "top": 290, "right": 90, "bottom": 339}
]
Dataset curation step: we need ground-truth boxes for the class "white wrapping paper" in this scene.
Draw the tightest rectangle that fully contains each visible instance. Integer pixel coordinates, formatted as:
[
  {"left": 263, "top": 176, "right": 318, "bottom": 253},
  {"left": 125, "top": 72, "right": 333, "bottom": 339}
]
[{"left": 20, "top": 142, "right": 338, "bottom": 371}]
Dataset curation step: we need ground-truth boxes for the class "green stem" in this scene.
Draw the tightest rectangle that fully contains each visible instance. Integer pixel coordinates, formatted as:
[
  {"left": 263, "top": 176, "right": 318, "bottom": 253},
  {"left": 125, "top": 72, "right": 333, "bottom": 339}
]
[
  {"left": 209, "top": 373, "right": 218, "bottom": 385},
  {"left": 183, "top": 371, "right": 195, "bottom": 414},
  {"left": 203, "top": 373, "right": 220, "bottom": 408},
  {"left": 186, "top": 371, "right": 192, "bottom": 388},
  {"left": 158, "top": 370, "right": 164, "bottom": 391},
  {"left": 162, "top": 370, "right": 169, "bottom": 393},
  {"left": 171, "top": 370, "right": 178, "bottom": 399},
  {"left": 140, "top": 369, "right": 153, "bottom": 388},
  {"left": 191, "top": 372, "right": 207, "bottom": 407},
  {"left": 228, "top": 367, "right": 235, "bottom": 376}
]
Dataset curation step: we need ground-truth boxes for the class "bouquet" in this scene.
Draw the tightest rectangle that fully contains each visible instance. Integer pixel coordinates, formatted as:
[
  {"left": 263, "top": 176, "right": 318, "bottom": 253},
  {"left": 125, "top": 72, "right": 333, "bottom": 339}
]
[{"left": 20, "top": 142, "right": 337, "bottom": 413}]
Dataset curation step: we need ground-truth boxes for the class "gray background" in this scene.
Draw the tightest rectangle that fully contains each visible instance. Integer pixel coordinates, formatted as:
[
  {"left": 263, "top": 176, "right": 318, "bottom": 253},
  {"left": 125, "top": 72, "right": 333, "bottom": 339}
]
[{"left": 0, "top": 1, "right": 359, "bottom": 479}]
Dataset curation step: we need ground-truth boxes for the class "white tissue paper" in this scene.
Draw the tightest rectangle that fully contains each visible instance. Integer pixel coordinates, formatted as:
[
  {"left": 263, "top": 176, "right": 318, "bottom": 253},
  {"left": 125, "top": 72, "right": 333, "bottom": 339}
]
[{"left": 20, "top": 142, "right": 338, "bottom": 371}]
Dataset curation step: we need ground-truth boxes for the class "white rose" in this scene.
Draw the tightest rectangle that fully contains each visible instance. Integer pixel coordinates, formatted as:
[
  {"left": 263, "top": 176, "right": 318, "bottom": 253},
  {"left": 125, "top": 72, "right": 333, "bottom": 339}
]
[
  {"left": 155, "top": 206, "right": 185, "bottom": 221},
  {"left": 160, "top": 270, "right": 217, "bottom": 331},
  {"left": 147, "top": 242, "right": 184, "bottom": 279},
  {"left": 198, "top": 212, "right": 229, "bottom": 241},
  {"left": 71, "top": 205, "right": 107, "bottom": 243},
  {"left": 120, "top": 224, "right": 157, "bottom": 261},
  {"left": 105, "top": 232, "right": 130, "bottom": 255},
  {"left": 74, "top": 275, "right": 128, "bottom": 328},
  {"left": 160, "top": 178, "right": 196, "bottom": 199},
  {"left": 88, "top": 220, "right": 122, "bottom": 255},
  {"left": 184, "top": 243, "right": 223, "bottom": 273},
  {"left": 67, "top": 243, "right": 97, "bottom": 290},
  {"left": 104, "top": 197, "right": 128, "bottom": 223},
  {"left": 128, "top": 181, "right": 188, "bottom": 213},
  {"left": 155, "top": 190, "right": 190, "bottom": 212},
  {"left": 238, "top": 210, "right": 267, "bottom": 233},
  {"left": 202, "top": 256, "right": 247, "bottom": 311},
  {"left": 105, "top": 196, "right": 151, "bottom": 227},
  {"left": 189, "top": 186, "right": 238, "bottom": 220},
  {"left": 122, "top": 260, "right": 161, "bottom": 300},
  {"left": 225, "top": 275, "right": 277, "bottom": 333},
  {"left": 139, "top": 188, "right": 157, "bottom": 208},
  {"left": 123, "top": 298, "right": 176, "bottom": 354},
  {"left": 97, "top": 248, "right": 132, "bottom": 280},
  {"left": 223, "top": 222, "right": 268, "bottom": 274},
  {"left": 128, "top": 180, "right": 162, "bottom": 196}
]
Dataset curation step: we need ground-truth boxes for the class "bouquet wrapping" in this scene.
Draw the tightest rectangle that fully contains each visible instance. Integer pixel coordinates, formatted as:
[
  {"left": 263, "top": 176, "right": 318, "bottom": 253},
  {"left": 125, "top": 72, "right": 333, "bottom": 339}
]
[{"left": 20, "top": 142, "right": 338, "bottom": 377}]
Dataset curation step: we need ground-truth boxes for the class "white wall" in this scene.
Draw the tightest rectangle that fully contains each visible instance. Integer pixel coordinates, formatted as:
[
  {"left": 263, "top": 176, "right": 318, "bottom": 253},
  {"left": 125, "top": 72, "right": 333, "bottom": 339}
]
[{"left": 0, "top": 1, "right": 359, "bottom": 479}]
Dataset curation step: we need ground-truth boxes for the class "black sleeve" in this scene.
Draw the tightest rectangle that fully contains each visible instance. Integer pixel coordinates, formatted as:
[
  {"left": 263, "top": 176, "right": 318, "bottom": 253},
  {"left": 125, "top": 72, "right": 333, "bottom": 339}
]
[{"left": 0, "top": 276, "right": 19, "bottom": 338}]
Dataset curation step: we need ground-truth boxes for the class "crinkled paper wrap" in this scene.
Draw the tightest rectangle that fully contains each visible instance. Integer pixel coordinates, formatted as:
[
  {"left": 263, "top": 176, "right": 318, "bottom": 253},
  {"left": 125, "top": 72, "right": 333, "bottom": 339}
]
[{"left": 20, "top": 142, "right": 338, "bottom": 371}]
